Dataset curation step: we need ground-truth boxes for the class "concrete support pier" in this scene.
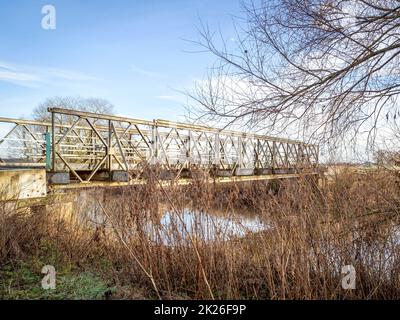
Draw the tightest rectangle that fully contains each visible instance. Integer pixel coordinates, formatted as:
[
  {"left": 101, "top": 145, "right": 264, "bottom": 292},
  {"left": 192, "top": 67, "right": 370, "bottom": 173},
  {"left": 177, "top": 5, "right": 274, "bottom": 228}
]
[{"left": 0, "top": 169, "right": 47, "bottom": 200}]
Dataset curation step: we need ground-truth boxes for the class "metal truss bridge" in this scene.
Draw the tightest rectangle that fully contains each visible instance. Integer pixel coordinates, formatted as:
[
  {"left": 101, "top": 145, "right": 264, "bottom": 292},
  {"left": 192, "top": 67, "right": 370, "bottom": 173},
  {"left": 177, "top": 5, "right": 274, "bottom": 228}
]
[{"left": 0, "top": 108, "right": 319, "bottom": 190}]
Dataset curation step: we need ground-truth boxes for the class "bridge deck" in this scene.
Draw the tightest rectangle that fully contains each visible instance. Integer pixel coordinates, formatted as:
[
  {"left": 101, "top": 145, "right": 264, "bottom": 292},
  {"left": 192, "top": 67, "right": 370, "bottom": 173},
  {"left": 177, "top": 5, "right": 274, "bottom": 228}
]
[
  {"left": 0, "top": 166, "right": 320, "bottom": 201},
  {"left": 48, "top": 171, "right": 319, "bottom": 192}
]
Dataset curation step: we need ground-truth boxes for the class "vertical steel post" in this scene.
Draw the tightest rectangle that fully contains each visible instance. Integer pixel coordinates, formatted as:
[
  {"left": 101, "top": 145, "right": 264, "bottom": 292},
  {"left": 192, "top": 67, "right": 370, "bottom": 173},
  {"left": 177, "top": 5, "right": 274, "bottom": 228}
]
[
  {"left": 108, "top": 120, "right": 112, "bottom": 173},
  {"left": 44, "top": 132, "right": 51, "bottom": 171},
  {"left": 284, "top": 143, "right": 288, "bottom": 168},
  {"left": 151, "top": 121, "right": 158, "bottom": 165},
  {"left": 51, "top": 111, "right": 56, "bottom": 172},
  {"left": 91, "top": 130, "right": 95, "bottom": 169},
  {"left": 255, "top": 139, "right": 260, "bottom": 169},
  {"left": 187, "top": 130, "right": 191, "bottom": 166},
  {"left": 238, "top": 136, "right": 242, "bottom": 169},
  {"left": 214, "top": 132, "right": 220, "bottom": 168},
  {"left": 272, "top": 141, "right": 276, "bottom": 169}
]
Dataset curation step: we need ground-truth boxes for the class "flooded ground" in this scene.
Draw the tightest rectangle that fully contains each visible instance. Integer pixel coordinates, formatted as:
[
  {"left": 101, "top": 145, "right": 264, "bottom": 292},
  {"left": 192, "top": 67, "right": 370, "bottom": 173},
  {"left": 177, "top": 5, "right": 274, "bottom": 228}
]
[
  {"left": 80, "top": 189, "right": 270, "bottom": 246},
  {"left": 80, "top": 190, "right": 399, "bottom": 258},
  {"left": 147, "top": 209, "right": 270, "bottom": 245}
]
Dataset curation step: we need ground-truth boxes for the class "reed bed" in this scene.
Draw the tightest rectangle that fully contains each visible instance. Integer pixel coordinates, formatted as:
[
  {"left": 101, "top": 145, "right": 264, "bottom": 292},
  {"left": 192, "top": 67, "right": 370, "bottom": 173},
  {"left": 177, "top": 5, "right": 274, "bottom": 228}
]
[{"left": 1, "top": 167, "right": 399, "bottom": 299}]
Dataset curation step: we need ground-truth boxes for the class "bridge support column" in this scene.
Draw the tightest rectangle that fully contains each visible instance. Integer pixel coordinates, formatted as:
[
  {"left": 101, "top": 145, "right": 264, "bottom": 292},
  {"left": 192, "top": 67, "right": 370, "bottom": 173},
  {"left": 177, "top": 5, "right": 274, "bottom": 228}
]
[
  {"left": 111, "top": 170, "right": 129, "bottom": 182},
  {"left": 0, "top": 169, "right": 47, "bottom": 200},
  {"left": 47, "top": 171, "right": 70, "bottom": 185},
  {"left": 255, "top": 168, "right": 273, "bottom": 175},
  {"left": 273, "top": 168, "right": 289, "bottom": 174},
  {"left": 235, "top": 168, "right": 254, "bottom": 176},
  {"left": 216, "top": 169, "right": 232, "bottom": 177}
]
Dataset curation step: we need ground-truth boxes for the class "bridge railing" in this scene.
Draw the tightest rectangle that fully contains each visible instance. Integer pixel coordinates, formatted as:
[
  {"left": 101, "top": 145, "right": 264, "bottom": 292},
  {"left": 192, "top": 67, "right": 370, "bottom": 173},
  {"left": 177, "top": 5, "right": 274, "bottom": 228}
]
[
  {"left": 0, "top": 109, "right": 318, "bottom": 182},
  {"left": 43, "top": 108, "right": 319, "bottom": 182},
  {"left": 0, "top": 117, "right": 50, "bottom": 167}
]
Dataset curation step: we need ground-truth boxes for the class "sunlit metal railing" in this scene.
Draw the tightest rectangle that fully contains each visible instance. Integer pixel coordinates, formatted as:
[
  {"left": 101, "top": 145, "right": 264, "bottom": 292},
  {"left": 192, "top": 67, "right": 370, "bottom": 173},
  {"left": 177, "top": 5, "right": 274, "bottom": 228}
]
[{"left": 0, "top": 108, "right": 319, "bottom": 183}]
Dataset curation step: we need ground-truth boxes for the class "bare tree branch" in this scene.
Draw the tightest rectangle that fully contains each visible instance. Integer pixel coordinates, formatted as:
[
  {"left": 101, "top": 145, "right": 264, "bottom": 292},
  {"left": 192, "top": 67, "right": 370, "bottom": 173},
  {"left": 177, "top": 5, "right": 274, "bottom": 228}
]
[{"left": 188, "top": 0, "right": 400, "bottom": 152}]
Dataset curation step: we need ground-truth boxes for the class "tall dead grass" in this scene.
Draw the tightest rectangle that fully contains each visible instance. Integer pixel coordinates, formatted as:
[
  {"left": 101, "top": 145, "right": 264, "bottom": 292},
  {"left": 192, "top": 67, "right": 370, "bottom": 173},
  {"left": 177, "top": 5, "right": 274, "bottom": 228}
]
[{"left": 1, "top": 167, "right": 399, "bottom": 299}]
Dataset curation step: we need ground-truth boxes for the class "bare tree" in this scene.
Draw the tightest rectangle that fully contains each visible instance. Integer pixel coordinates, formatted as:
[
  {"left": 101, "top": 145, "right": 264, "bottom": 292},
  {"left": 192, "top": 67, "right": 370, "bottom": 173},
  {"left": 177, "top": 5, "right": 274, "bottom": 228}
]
[
  {"left": 33, "top": 96, "right": 115, "bottom": 124},
  {"left": 1, "top": 97, "right": 115, "bottom": 160},
  {"left": 189, "top": 0, "right": 400, "bottom": 148}
]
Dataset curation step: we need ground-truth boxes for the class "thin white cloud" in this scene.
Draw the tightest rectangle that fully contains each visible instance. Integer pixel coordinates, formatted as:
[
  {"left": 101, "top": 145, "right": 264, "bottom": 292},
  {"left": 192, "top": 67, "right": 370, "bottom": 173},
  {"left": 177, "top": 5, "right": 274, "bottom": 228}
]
[
  {"left": 0, "top": 61, "right": 17, "bottom": 71},
  {"left": 42, "top": 67, "right": 99, "bottom": 81},
  {"left": 155, "top": 95, "right": 184, "bottom": 102},
  {"left": 131, "top": 64, "right": 162, "bottom": 78},
  {"left": 0, "top": 60, "right": 99, "bottom": 88},
  {"left": 0, "top": 70, "right": 42, "bottom": 82}
]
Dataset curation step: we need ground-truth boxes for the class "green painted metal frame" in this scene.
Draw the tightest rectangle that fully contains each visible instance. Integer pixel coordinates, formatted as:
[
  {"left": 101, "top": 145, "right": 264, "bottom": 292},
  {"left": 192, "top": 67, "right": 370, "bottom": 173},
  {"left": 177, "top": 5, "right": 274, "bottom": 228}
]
[{"left": 44, "top": 132, "right": 52, "bottom": 170}]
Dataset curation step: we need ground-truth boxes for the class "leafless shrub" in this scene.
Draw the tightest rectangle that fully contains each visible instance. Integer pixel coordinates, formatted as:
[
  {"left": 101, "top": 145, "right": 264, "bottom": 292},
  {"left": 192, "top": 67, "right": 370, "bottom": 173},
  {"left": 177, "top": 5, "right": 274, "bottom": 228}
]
[
  {"left": 1, "top": 168, "right": 399, "bottom": 299},
  {"left": 188, "top": 0, "right": 400, "bottom": 151}
]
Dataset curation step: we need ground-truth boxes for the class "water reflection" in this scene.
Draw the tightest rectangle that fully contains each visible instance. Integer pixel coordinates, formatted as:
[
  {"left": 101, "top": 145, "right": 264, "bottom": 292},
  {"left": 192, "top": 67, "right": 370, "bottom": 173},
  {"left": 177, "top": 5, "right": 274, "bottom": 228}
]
[{"left": 147, "top": 209, "right": 269, "bottom": 245}]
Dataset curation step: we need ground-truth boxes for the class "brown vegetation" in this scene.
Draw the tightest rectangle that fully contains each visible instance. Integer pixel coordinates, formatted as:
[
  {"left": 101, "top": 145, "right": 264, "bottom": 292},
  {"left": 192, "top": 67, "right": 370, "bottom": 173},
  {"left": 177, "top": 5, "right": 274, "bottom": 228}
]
[{"left": 1, "top": 168, "right": 399, "bottom": 299}]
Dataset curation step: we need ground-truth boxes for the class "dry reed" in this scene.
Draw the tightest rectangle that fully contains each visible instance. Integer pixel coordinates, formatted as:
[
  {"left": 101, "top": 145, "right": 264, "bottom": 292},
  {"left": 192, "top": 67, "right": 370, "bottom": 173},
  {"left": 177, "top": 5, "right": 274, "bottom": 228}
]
[{"left": 1, "top": 167, "right": 399, "bottom": 299}]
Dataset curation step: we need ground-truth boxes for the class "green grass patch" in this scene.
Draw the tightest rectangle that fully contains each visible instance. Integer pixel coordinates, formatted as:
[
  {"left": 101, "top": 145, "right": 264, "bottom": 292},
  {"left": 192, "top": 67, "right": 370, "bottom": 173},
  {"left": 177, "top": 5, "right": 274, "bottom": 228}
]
[
  {"left": 0, "top": 238, "right": 117, "bottom": 300},
  {"left": 0, "top": 262, "right": 115, "bottom": 300}
]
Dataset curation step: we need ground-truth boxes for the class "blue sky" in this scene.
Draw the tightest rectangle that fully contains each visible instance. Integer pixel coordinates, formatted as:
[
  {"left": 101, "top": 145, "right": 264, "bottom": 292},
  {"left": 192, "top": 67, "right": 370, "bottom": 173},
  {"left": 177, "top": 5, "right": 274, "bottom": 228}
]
[{"left": 0, "top": 0, "right": 243, "bottom": 120}]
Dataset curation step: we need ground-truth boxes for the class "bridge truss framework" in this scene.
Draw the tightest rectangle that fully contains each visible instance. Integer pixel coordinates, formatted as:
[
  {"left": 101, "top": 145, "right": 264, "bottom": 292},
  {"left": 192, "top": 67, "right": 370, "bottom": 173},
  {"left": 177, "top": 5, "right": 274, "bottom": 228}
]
[{"left": 0, "top": 108, "right": 319, "bottom": 185}]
